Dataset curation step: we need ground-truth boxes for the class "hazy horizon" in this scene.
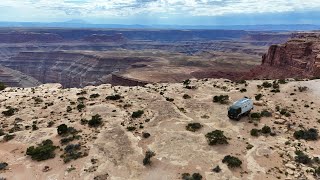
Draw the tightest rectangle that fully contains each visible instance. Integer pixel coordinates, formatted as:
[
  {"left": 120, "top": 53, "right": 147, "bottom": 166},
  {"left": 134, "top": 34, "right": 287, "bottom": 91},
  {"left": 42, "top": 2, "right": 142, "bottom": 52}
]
[{"left": 1, "top": 1, "right": 320, "bottom": 26}]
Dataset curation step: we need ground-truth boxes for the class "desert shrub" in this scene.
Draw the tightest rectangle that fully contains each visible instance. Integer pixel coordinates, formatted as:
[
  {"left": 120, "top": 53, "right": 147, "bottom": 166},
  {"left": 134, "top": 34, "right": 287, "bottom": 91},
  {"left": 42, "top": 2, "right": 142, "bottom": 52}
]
[
  {"left": 250, "top": 113, "right": 261, "bottom": 120},
  {"left": 272, "top": 82, "right": 280, "bottom": 89},
  {"left": 212, "top": 165, "right": 221, "bottom": 173},
  {"left": 205, "top": 130, "right": 228, "bottom": 145},
  {"left": 26, "top": 139, "right": 57, "bottom": 161},
  {"left": 80, "top": 119, "right": 88, "bottom": 125},
  {"left": 32, "top": 124, "right": 38, "bottom": 131},
  {"left": 240, "top": 88, "right": 247, "bottom": 93},
  {"left": 77, "top": 103, "right": 85, "bottom": 112},
  {"left": 250, "top": 129, "right": 260, "bottom": 137},
  {"left": 3, "top": 134, "right": 15, "bottom": 141},
  {"left": 222, "top": 155, "right": 242, "bottom": 168},
  {"left": 47, "top": 121, "right": 54, "bottom": 127},
  {"left": 63, "top": 144, "right": 83, "bottom": 163},
  {"left": 76, "top": 90, "right": 87, "bottom": 95},
  {"left": 88, "top": 114, "right": 102, "bottom": 127},
  {"left": 143, "top": 150, "right": 156, "bottom": 166},
  {"left": 186, "top": 123, "right": 203, "bottom": 132},
  {"left": 271, "top": 89, "right": 280, "bottom": 93},
  {"left": 260, "top": 110, "right": 272, "bottom": 117},
  {"left": 183, "top": 79, "right": 191, "bottom": 85},
  {"left": 106, "top": 94, "right": 121, "bottom": 101},
  {"left": 298, "top": 86, "right": 308, "bottom": 92},
  {"left": 132, "top": 110, "right": 144, "bottom": 118},
  {"left": 66, "top": 106, "right": 72, "bottom": 112},
  {"left": 142, "top": 132, "right": 150, "bottom": 138},
  {"left": 166, "top": 97, "right": 174, "bottom": 102},
  {"left": 0, "top": 129, "right": 4, "bottom": 136},
  {"left": 262, "top": 82, "right": 272, "bottom": 88},
  {"left": 255, "top": 94, "right": 263, "bottom": 101},
  {"left": 261, "top": 125, "right": 271, "bottom": 134},
  {"left": 33, "top": 97, "right": 43, "bottom": 104},
  {"left": 60, "top": 136, "right": 76, "bottom": 144},
  {"left": 57, "top": 124, "right": 68, "bottom": 135},
  {"left": 0, "top": 82, "right": 6, "bottom": 91},
  {"left": 294, "top": 128, "right": 318, "bottom": 141},
  {"left": 90, "top": 94, "right": 100, "bottom": 98},
  {"left": 295, "top": 150, "right": 312, "bottom": 164},
  {"left": 77, "top": 97, "right": 87, "bottom": 102},
  {"left": 213, "top": 95, "right": 229, "bottom": 104},
  {"left": 0, "top": 162, "right": 8, "bottom": 170},
  {"left": 183, "top": 94, "right": 191, "bottom": 99},
  {"left": 278, "top": 79, "right": 287, "bottom": 84},
  {"left": 127, "top": 126, "right": 136, "bottom": 131},
  {"left": 2, "top": 107, "right": 18, "bottom": 117},
  {"left": 182, "top": 173, "right": 202, "bottom": 180}
]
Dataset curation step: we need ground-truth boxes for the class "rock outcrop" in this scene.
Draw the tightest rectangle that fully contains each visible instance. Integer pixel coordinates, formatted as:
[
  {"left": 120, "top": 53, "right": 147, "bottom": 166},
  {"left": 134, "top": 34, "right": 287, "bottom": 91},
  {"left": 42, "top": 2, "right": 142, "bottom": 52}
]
[
  {"left": 246, "top": 32, "right": 320, "bottom": 79},
  {"left": 83, "top": 33, "right": 127, "bottom": 43},
  {"left": 2, "top": 51, "right": 153, "bottom": 87},
  {"left": 0, "top": 32, "right": 63, "bottom": 43}
]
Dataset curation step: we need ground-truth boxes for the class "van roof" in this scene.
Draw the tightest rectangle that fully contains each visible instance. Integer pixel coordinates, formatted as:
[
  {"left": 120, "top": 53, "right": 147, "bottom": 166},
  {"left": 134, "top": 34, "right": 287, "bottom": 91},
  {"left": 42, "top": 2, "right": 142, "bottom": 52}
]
[{"left": 233, "top": 98, "right": 251, "bottom": 107}]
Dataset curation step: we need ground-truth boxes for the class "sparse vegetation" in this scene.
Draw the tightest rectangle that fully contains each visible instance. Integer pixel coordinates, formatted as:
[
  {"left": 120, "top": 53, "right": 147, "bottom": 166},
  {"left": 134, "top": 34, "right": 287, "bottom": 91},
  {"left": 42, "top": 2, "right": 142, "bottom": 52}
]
[
  {"left": 2, "top": 106, "right": 18, "bottom": 117},
  {"left": 183, "top": 94, "right": 191, "bottom": 99},
  {"left": 213, "top": 95, "right": 229, "bottom": 104},
  {"left": 143, "top": 150, "right": 156, "bottom": 166},
  {"left": 0, "top": 82, "right": 6, "bottom": 91},
  {"left": 106, "top": 94, "right": 122, "bottom": 101},
  {"left": 77, "top": 103, "right": 85, "bottom": 112},
  {"left": 132, "top": 110, "right": 144, "bottom": 118},
  {"left": 255, "top": 94, "right": 263, "bottom": 101},
  {"left": 26, "top": 139, "right": 57, "bottom": 161},
  {"left": 62, "top": 144, "right": 84, "bottom": 163},
  {"left": 222, "top": 155, "right": 242, "bottom": 168},
  {"left": 88, "top": 114, "right": 102, "bottom": 127},
  {"left": 181, "top": 173, "right": 202, "bottom": 180},
  {"left": 57, "top": 124, "right": 69, "bottom": 135},
  {"left": 90, "top": 93, "right": 100, "bottom": 98},
  {"left": 294, "top": 128, "right": 318, "bottom": 141},
  {"left": 295, "top": 150, "right": 311, "bottom": 164},
  {"left": 0, "top": 162, "right": 8, "bottom": 170},
  {"left": 205, "top": 130, "right": 229, "bottom": 145},
  {"left": 186, "top": 123, "right": 203, "bottom": 132},
  {"left": 3, "top": 134, "right": 15, "bottom": 141}
]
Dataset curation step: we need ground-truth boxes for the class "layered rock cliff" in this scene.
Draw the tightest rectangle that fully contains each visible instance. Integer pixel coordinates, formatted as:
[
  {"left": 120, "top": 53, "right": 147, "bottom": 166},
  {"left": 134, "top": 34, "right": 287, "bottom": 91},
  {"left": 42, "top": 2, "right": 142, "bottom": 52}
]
[
  {"left": 246, "top": 32, "right": 320, "bottom": 79},
  {"left": 1, "top": 51, "right": 153, "bottom": 87}
]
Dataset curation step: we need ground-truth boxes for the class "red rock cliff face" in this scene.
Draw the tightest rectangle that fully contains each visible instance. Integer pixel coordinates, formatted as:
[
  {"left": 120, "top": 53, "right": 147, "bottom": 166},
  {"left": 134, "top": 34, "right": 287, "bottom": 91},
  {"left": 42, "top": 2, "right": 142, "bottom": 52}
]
[{"left": 259, "top": 33, "right": 320, "bottom": 77}]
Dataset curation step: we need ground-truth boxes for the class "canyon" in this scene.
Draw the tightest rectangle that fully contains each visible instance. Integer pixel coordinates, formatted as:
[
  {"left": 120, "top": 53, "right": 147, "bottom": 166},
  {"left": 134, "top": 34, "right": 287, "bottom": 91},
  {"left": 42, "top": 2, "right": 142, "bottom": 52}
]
[{"left": 0, "top": 28, "right": 292, "bottom": 87}]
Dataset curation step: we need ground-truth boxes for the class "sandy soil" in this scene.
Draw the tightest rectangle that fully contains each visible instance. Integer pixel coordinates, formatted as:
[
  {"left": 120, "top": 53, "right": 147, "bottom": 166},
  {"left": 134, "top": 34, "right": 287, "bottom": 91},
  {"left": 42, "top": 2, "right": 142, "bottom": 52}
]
[{"left": 0, "top": 79, "right": 319, "bottom": 180}]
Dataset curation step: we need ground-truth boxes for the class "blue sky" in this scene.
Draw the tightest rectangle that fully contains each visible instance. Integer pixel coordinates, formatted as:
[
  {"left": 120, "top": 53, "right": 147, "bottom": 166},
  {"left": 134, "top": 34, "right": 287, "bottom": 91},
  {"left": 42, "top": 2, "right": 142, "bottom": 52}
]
[{"left": 1, "top": 0, "right": 320, "bottom": 25}]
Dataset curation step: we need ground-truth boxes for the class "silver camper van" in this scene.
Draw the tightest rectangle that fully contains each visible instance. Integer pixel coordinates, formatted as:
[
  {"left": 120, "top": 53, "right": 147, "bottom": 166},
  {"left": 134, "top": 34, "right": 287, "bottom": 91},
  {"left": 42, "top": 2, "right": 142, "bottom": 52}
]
[{"left": 228, "top": 97, "right": 253, "bottom": 120}]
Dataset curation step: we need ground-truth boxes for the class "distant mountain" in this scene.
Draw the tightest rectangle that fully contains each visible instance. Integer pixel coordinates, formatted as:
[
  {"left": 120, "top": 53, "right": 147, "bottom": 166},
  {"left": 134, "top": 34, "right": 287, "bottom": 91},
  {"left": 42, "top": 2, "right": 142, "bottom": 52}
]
[{"left": 0, "top": 21, "right": 319, "bottom": 31}]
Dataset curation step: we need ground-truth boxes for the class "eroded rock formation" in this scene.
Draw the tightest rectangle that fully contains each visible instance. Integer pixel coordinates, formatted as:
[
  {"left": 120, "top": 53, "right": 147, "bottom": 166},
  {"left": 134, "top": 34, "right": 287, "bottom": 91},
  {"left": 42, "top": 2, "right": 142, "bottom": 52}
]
[
  {"left": 247, "top": 32, "right": 320, "bottom": 79},
  {"left": 2, "top": 51, "right": 153, "bottom": 87}
]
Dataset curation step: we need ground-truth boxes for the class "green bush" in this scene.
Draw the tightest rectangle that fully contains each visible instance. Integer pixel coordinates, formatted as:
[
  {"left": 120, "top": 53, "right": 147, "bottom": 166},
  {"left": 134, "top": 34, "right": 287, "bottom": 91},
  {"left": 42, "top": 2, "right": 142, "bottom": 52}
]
[
  {"left": 0, "top": 162, "right": 8, "bottom": 170},
  {"left": 127, "top": 126, "right": 136, "bottom": 131},
  {"left": 222, "top": 155, "right": 242, "bottom": 168},
  {"left": 213, "top": 95, "right": 229, "bottom": 104},
  {"left": 66, "top": 106, "right": 72, "bottom": 112},
  {"left": 2, "top": 107, "right": 18, "bottom": 117},
  {"left": 183, "top": 94, "right": 191, "bottom": 99},
  {"left": 298, "top": 86, "right": 308, "bottom": 92},
  {"left": 26, "top": 139, "right": 57, "bottom": 161},
  {"left": 182, "top": 173, "right": 202, "bottom": 180},
  {"left": 255, "top": 94, "right": 263, "bottom": 101},
  {"left": 166, "top": 97, "right": 174, "bottom": 102},
  {"left": 260, "top": 110, "right": 272, "bottom": 117},
  {"left": 3, "top": 134, "right": 15, "bottom": 141},
  {"left": 212, "top": 165, "right": 221, "bottom": 173},
  {"left": 250, "top": 113, "right": 261, "bottom": 120},
  {"left": 262, "top": 82, "right": 272, "bottom": 88},
  {"left": 240, "top": 88, "right": 247, "bottom": 93},
  {"left": 62, "top": 144, "right": 83, "bottom": 163},
  {"left": 106, "top": 94, "right": 122, "bottom": 101},
  {"left": 143, "top": 150, "right": 156, "bottom": 166},
  {"left": 250, "top": 129, "right": 260, "bottom": 137},
  {"left": 90, "top": 94, "right": 100, "bottom": 98},
  {"left": 205, "top": 130, "right": 228, "bottom": 145},
  {"left": 186, "top": 123, "right": 203, "bottom": 132},
  {"left": 0, "top": 82, "right": 6, "bottom": 91},
  {"left": 261, "top": 125, "right": 271, "bottom": 134},
  {"left": 132, "top": 110, "right": 144, "bottom": 118},
  {"left": 295, "top": 150, "right": 311, "bottom": 164},
  {"left": 77, "top": 103, "right": 85, "bottom": 112},
  {"left": 57, "top": 124, "right": 68, "bottom": 135},
  {"left": 88, "top": 114, "right": 102, "bottom": 127},
  {"left": 76, "top": 90, "right": 87, "bottom": 95},
  {"left": 294, "top": 128, "right": 318, "bottom": 141}
]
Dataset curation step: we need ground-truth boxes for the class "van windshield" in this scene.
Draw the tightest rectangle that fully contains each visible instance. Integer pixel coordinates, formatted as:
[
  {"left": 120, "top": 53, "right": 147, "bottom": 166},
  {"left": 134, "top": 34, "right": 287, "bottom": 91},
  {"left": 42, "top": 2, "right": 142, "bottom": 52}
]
[{"left": 228, "top": 106, "right": 241, "bottom": 116}]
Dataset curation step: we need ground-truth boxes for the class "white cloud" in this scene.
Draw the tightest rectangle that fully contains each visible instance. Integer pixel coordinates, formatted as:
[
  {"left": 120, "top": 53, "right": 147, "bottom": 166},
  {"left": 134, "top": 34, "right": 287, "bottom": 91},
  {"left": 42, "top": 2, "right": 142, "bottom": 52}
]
[{"left": 0, "top": 0, "right": 320, "bottom": 21}]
